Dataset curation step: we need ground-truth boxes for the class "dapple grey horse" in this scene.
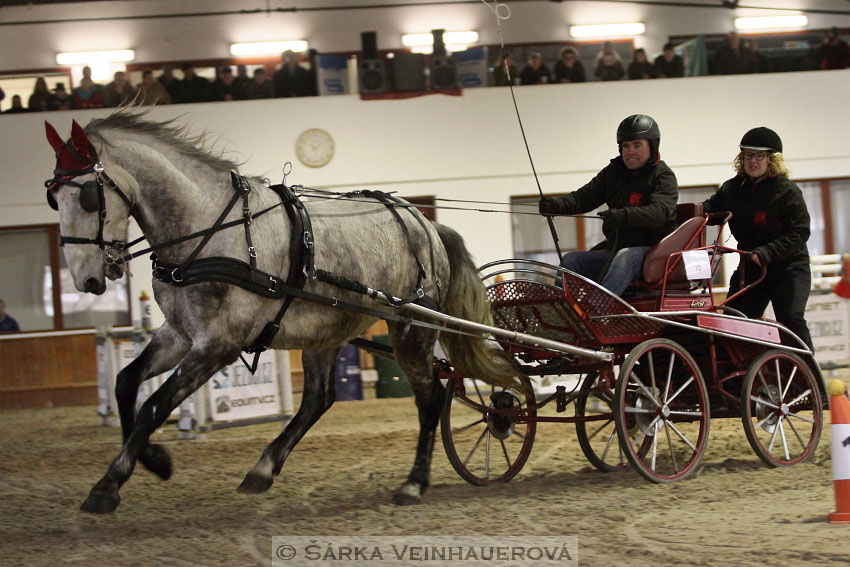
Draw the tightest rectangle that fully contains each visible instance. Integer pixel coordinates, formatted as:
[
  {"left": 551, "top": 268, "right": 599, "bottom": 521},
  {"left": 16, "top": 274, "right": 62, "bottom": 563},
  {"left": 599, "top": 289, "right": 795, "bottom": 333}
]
[{"left": 44, "top": 111, "right": 517, "bottom": 514}]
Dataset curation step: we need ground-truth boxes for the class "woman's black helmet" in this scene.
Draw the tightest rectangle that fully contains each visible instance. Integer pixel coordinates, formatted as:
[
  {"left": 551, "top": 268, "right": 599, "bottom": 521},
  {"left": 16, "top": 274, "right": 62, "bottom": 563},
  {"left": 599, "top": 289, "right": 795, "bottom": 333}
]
[
  {"left": 617, "top": 114, "right": 660, "bottom": 162},
  {"left": 739, "top": 126, "right": 782, "bottom": 153}
]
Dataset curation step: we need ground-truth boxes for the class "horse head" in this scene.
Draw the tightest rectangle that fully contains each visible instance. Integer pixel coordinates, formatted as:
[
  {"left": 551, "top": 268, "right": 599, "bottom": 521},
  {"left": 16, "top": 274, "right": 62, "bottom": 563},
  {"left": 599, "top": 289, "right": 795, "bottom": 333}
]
[{"left": 44, "top": 120, "right": 134, "bottom": 295}]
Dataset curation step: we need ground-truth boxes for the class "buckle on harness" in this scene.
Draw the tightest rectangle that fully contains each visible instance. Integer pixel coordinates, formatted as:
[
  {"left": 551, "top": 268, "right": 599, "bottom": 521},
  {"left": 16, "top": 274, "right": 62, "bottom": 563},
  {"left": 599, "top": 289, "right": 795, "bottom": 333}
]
[
  {"left": 171, "top": 267, "right": 184, "bottom": 284},
  {"left": 268, "top": 276, "right": 278, "bottom": 293},
  {"left": 248, "top": 246, "right": 257, "bottom": 258},
  {"left": 416, "top": 288, "right": 425, "bottom": 299}
]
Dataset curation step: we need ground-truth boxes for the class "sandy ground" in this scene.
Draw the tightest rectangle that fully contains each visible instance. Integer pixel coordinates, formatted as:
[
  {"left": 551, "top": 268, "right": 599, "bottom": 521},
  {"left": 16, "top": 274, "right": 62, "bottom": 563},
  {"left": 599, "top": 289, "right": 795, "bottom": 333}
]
[{"left": 2, "top": 374, "right": 849, "bottom": 567}]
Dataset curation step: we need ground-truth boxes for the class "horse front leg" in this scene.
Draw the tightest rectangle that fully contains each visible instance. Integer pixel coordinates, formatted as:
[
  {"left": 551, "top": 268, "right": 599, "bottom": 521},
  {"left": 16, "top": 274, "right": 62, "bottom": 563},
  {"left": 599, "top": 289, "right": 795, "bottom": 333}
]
[
  {"left": 114, "top": 322, "right": 190, "bottom": 481},
  {"left": 388, "top": 325, "right": 444, "bottom": 506},
  {"left": 238, "top": 346, "right": 338, "bottom": 494},
  {"left": 81, "top": 341, "right": 238, "bottom": 514}
]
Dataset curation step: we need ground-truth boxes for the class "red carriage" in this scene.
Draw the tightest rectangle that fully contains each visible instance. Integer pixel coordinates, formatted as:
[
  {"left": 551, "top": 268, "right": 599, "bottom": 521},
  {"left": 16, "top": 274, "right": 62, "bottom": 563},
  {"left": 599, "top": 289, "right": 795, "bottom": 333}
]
[{"left": 438, "top": 204, "right": 826, "bottom": 484}]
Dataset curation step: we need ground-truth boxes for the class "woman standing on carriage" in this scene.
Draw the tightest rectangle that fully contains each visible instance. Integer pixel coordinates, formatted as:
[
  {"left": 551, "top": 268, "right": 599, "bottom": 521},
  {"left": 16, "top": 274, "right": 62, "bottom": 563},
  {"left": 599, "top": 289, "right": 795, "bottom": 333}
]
[
  {"left": 701, "top": 127, "right": 814, "bottom": 351},
  {"left": 538, "top": 114, "right": 679, "bottom": 296}
]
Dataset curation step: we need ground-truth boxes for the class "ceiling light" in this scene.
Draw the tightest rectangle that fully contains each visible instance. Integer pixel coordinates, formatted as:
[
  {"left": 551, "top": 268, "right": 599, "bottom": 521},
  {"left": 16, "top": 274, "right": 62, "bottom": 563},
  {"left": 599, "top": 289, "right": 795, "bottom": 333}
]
[
  {"left": 569, "top": 23, "right": 645, "bottom": 39},
  {"left": 230, "top": 41, "right": 309, "bottom": 57},
  {"left": 734, "top": 15, "right": 808, "bottom": 31},
  {"left": 402, "top": 31, "right": 479, "bottom": 47},
  {"left": 56, "top": 49, "right": 135, "bottom": 65}
]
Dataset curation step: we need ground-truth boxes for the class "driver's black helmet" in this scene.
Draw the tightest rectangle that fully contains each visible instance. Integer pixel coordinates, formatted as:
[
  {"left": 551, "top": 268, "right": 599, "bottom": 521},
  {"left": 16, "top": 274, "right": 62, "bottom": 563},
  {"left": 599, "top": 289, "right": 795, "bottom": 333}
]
[{"left": 617, "top": 114, "right": 661, "bottom": 163}]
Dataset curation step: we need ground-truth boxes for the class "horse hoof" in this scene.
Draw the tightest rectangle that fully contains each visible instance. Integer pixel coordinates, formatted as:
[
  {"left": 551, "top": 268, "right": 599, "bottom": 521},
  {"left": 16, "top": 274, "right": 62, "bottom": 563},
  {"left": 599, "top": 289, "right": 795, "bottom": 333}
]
[
  {"left": 140, "top": 444, "right": 173, "bottom": 480},
  {"left": 392, "top": 484, "right": 423, "bottom": 506},
  {"left": 236, "top": 472, "right": 274, "bottom": 494},
  {"left": 80, "top": 487, "right": 120, "bottom": 514}
]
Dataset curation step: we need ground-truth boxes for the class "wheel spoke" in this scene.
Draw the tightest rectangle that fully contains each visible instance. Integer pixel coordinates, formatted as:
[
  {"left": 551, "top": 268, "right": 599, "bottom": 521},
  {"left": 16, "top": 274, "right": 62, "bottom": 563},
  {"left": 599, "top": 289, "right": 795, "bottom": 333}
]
[
  {"left": 498, "top": 437, "right": 511, "bottom": 468},
  {"left": 775, "top": 359, "right": 784, "bottom": 405},
  {"left": 778, "top": 418, "right": 790, "bottom": 461},
  {"left": 667, "top": 376, "right": 695, "bottom": 405},
  {"left": 784, "top": 414, "right": 807, "bottom": 450},
  {"left": 588, "top": 419, "right": 615, "bottom": 441},
  {"left": 648, "top": 351, "right": 658, "bottom": 403},
  {"left": 664, "top": 419, "right": 680, "bottom": 472},
  {"left": 755, "top": 412, "right": 778, "bottom": 431},
  {"left": 666, "top": 410, "right": 704, "bottom": 417},
  {"left": 787, "top": 412, "right": 815, "bottom": 424},
  {"left": 650, "top": 420, "right": 660, "bottom": 471},
  {"left": 630, "top": 371, "right": 661, "bottom": 407},
  {"left": 453, "top": 417, "right": 486, "bottom": 434},
  {"left": 625, "top": 407, "right": 655, "bottom": 414},
  {"left": 600, "top": 431, "right": 618, "bottom": 463},
  {"left": 472, "top": 380, "right": 486, "bottom": 407},
  {"left": 463, "top": 428, "right": 488, "bottom": 468},
  {"left": 484, "top": 429, "right": 491, "bottom": 478},
  {"left": 757, "top": 368, "right": 777, "bottom": 404},
  {"left": 750, "top": 394, "right": 779, "bottom": 410},
  {"left": 663, "top": 355, "right": 675, "bottom": 404},
  {"left": 781, "top": 365, "right": 798, "bottom": 399},
  {"left": 767, "top": 416, "right": 780, "bottom": 452},
  {"left": 665, "top": 420, "right": 697, "bottom": 452},
  {"left": 785, "top": 388, "right": 813, "bottom": 408}
]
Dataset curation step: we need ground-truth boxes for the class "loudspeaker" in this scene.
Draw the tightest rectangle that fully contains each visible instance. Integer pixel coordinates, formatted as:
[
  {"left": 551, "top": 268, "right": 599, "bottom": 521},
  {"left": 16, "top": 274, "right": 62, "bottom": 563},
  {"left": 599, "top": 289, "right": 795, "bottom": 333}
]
[
  {"left": 392, "top": 52, "right": 426, "bottom": 91},
  {"left": 429, "top": 29, "right": 457, "bottom": 89},
  {"left": 359, "top": 31, "right": 389, "bottom": 94}
]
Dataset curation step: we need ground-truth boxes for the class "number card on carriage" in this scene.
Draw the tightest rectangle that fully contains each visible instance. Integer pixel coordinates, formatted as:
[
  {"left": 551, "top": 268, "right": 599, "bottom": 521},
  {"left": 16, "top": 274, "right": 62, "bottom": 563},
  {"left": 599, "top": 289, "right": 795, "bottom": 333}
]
[{"left": 681, "top": 249, "right": 712, "bottom": 281}]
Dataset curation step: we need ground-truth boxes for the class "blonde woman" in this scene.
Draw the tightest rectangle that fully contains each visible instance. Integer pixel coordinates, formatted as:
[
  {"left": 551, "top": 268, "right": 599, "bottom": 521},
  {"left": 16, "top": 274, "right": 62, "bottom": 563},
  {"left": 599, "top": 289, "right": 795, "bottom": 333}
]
[{"left": 702, "top": 127, "right": 814, "bottom": 350}]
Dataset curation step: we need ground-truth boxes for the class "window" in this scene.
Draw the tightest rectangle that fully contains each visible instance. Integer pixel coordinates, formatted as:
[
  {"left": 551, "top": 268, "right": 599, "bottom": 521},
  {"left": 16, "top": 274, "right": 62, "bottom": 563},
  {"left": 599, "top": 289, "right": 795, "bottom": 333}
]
[{"left": 0, "top": 225, "right": 130, "bottom": 332}]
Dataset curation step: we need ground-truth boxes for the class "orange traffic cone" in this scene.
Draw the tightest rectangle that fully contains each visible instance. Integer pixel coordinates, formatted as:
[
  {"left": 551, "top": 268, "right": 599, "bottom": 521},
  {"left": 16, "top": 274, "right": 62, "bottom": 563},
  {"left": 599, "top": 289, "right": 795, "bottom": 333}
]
[
  {"left": 834, "top": 255, "right": 850, "bottom": 299},
  {"left": 828, "top": 379, "right": 850, "bottom": 524}
]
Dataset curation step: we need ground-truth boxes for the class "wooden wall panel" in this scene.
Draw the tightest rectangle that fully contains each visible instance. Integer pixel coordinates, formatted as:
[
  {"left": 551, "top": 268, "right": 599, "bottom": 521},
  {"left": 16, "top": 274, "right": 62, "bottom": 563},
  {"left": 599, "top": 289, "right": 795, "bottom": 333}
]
[{"left": 0, "top": 333, "right": 97, "bottom": 409}]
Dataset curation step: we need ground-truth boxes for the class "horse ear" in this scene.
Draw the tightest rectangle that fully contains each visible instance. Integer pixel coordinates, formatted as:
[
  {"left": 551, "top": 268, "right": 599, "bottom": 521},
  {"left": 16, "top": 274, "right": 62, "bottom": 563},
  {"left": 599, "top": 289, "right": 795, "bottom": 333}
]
[
  {"left": 70, "top": 119, "right": 91, "bottom": 157},
  {"left": 45, "top": 121, "right": 64, "bottom": 152}
]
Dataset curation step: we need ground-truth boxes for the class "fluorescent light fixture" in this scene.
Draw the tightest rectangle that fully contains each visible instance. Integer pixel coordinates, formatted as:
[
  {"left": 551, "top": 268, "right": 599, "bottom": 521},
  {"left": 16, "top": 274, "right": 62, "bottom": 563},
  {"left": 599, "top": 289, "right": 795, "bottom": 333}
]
[
  {"left": 402, "top": 31, "right": 479, "bottom": 47},
  {"left": 569, "top": 22, "right": 645, "bottom": 38},
  {"left": 56, "top": 49, "right": 135, "bottom": 65},
  {"left": 410, "top": 44, "right": 469, "bottom": 55},
  {"left": 734, "top": 15, "right": 808, "bottom": 31},
  {"left": 230, "top": 40, "right": 308, "bottom": 56}
]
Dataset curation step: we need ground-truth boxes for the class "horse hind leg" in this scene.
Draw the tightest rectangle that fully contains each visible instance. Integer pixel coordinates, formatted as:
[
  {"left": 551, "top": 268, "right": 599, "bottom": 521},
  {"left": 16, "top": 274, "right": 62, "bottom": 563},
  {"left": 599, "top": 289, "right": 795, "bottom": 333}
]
[
  {"left": 387, "top": 323, "right": 443, "bottom": 506},
  {"left": 81, "top": 342, "right": 237, "bottom": 514},
  {"left": 114, "top": 323, "right": 190, "bottom": 481},
  {"left": 238, "top": 346, "right": 338, "bottom": 494}
]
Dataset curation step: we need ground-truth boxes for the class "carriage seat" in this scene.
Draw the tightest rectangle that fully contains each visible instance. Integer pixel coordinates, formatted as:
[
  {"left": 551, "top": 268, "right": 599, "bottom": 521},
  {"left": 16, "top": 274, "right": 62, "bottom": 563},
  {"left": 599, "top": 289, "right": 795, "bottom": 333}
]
[{"left": 640, "top": 202, "right": 706, "bottom": 288}]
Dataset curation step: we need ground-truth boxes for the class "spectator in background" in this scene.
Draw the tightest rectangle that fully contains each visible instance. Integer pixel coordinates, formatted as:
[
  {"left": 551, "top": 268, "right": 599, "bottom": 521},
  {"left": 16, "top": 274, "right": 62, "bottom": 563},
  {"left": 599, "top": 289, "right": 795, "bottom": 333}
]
[
  {"left": 654, "top": 43, "right": 685, "bottom": 78},
  {"left": 304, "top": 49, "right": 319, "bottom": 96},
  {"left": 72, "top": 77, "right": 105, "bottom": 109},
  {"left": 104, "top": 71, "right": 136, "bottom": 107},
  {"left": 519, "top": 53, "right": 552, "bottom": 85},
  {"left": 212, "top": 66, "right": 246, "bottom": 101},
  {"left": 158, "top": 66, "right": 181, "bottom": 102},
  {"left": 4, "top": 95, "right": 27, "bottom": 113},
  {"left": 711, "top": 31, "right": 758, "bottom": 75},
  {"left": 818, "top": 27, "right": 850, "bottom": 70},
  {"left": 746, "top": 39, "right": 769, "bottom": 73},
  {"left": 595, "top": 41, "right": 625, "bottom": 81},
  {"left": 137, "top": 69, "right": 171, "bottom": 105},
  {"left": 28, "top": 77, "right": 50, "bottom": 112},
  {"left": 176, "top": 63, "right": 213, "bottom": 103},
  {"left": 553, "top": 46, "right": 586, "bottom": 83},
  {"left": 244, "top": 68, "right": 275, "bottom": 99},
  {"left": 0, "top": 299, "right": 20, "bottom": 333},
  {"left": 491, "top": 51, "right": 518, "bottom": 86},
  {"left": 234, "top": 64, "right": 250, "bottom": 91},
  {"left": 47, "top": 83, "right": 73, "bottom": 111},
  {"left": 274, "top": 50, "right": 310, "bottom": 97},
  {"left": 81, "top": 66, "right": 104, "bottom": 96},
  {"left": 0, "top": 86, "right": 4, "bottom": 105},
  {"left": 628, "top": 48, "right": 656, "bottom": 79}
]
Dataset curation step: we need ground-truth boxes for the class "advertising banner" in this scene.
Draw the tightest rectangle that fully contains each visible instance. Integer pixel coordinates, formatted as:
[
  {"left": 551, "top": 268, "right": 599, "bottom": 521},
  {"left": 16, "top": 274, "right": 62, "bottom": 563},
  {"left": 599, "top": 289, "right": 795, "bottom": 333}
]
[
  {"left": 208, "top": 350, "right": 281, "bottom": 421},
  {"left": 454, "top": 47, "right": 488, "bottom": 88},
  {"left": 806, "top": 292, "right": 850, "bottom": 365},
  {"left": 318, "top": 55, "right": 350, "bottom": 95}
]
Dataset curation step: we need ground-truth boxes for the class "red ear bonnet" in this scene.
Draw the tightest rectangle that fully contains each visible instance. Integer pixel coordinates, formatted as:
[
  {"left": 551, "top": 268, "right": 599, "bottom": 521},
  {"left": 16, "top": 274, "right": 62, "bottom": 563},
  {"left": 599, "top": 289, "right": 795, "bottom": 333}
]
[{"left": 45, "top": 121, "right": 64, "bottom": 152}]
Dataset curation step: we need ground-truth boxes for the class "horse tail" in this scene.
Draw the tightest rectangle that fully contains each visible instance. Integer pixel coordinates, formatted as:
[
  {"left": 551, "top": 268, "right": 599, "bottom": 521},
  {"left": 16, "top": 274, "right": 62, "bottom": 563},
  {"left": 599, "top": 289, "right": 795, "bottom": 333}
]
[{"left": 435, "top": 224, "right": 519, "bottom": 388}]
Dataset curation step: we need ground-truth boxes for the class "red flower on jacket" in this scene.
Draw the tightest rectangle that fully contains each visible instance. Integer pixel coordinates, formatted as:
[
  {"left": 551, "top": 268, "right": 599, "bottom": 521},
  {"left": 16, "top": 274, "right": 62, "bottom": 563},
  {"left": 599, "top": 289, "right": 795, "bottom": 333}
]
[
  {"left": 753, "top": 211, "right": 768, "bottom": 225},
  {"left": 628, "top": 192, "right": 643, "bottom": 207}
]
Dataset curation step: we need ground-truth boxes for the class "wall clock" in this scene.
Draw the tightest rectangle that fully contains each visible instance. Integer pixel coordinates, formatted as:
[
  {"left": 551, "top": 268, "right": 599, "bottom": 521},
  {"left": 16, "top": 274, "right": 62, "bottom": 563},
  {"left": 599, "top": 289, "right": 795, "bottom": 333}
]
[{"left": 295, "top": 128, "right": 335, "bottom": 168}]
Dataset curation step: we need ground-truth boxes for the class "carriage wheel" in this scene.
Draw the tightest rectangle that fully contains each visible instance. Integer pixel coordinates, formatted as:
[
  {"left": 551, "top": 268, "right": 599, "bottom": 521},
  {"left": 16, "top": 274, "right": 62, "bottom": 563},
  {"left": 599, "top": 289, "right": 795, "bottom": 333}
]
[
  {"left": 575, "top": 369, "right": 632, "bottom": 472},
  {"left": 741, "top": 350, "right": 823, "bottom": 467},
  {"left": 440, "top": 376, "right": 536, "bottom": 485},
  {"left": 614, "top": 338, "right": 710, "bottom": 483}
]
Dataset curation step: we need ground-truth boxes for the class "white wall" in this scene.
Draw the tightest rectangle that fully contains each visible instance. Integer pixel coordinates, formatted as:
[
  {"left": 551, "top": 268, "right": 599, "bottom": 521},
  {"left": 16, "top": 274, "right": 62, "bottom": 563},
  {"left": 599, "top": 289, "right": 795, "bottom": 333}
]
[
  {"left": 2, "top": 69, "right": 849, "bottom": 325},
  {"left": 1, "top": 0, "right": 848, "bottom": 71}
]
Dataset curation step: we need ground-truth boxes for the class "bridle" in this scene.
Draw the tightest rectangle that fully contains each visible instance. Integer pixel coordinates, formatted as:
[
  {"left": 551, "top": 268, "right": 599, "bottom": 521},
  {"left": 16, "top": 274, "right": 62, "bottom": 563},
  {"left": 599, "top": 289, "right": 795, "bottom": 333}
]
[{"left": 45, "top": 141, "right": 134, "bottom": 266}]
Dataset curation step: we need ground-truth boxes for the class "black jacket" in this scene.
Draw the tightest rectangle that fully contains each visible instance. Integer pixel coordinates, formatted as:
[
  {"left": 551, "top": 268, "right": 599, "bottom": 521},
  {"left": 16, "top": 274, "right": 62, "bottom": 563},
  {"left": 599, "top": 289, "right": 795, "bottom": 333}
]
[
  {"left": 549, "top": 158, "right": 679, "bottom": 248},
  {"left": 702, "top": 174, "right": 810, "bottom": 268}
]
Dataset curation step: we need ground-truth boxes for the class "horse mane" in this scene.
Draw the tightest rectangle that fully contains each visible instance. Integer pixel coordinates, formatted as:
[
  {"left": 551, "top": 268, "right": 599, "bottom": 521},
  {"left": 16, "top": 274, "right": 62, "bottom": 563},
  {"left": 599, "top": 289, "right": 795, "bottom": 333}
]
[{"left": 85, "top": 108, "right": 241, "bottom": 172}]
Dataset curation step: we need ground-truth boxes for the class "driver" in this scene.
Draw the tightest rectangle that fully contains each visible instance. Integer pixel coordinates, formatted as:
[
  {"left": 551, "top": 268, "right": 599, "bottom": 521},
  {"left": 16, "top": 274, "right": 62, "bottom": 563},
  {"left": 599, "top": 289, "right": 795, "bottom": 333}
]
[{"left": 539, "top": 114, "right": 678, "bottom": 295}]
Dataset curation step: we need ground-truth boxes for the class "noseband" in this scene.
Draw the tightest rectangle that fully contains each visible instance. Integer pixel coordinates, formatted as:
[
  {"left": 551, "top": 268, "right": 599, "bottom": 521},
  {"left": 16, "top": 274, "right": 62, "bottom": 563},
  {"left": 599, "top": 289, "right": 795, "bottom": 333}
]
[{"left": 45, "top": 142, "right": 134, "bottom": 265}]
